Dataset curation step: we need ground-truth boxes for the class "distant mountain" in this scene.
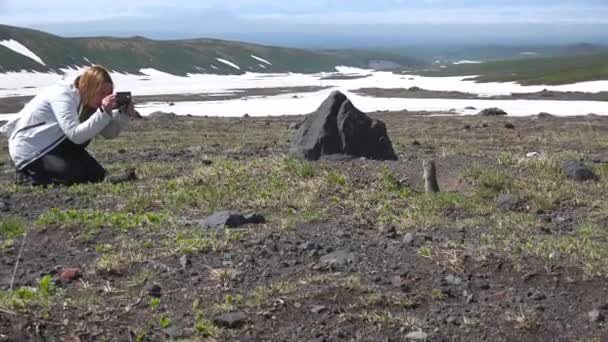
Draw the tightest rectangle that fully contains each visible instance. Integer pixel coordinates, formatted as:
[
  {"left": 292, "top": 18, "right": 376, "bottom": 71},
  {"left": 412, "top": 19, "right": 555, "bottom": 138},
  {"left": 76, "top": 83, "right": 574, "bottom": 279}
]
[
  {"left": 409, "top": 52, "right": 608, "bottom": 85},
  {"left": 0, "top": 25, "right": 422, "bottom": 75}
]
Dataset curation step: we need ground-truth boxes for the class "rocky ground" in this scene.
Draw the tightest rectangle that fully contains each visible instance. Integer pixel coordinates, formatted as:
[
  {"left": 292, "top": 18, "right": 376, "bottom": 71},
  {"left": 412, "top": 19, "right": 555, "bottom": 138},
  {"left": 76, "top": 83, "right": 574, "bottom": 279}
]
[{"left": 1, "top": 112, "right": 608, "bottom": 341}]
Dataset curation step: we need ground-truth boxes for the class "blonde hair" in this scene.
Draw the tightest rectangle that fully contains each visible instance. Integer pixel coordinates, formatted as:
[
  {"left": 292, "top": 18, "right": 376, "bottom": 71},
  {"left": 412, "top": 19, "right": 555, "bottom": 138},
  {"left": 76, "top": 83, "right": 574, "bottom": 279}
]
[{"left": 75, "top": 65, "right": 113, "bottom": 107}]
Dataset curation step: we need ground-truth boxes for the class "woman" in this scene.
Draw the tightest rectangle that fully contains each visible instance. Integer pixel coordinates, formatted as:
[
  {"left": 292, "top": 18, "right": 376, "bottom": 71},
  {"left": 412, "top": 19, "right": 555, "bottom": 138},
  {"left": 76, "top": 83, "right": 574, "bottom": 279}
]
[{"left": 1, "top": 65, "right": 137, "bottom": 186}]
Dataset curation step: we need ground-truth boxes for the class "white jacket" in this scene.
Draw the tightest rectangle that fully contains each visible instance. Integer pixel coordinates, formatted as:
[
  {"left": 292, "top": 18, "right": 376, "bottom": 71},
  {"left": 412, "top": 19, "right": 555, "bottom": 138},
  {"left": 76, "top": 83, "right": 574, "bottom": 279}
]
[{"left": 0, "top": 80, "right": 129, "bottom": 170}]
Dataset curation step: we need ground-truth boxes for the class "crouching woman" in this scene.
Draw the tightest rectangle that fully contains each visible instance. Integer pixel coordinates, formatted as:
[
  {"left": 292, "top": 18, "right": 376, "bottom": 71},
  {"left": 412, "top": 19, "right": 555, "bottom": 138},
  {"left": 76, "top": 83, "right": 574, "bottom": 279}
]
[{"left": 1, "top": 65, "right": 137, "bottom": 186}]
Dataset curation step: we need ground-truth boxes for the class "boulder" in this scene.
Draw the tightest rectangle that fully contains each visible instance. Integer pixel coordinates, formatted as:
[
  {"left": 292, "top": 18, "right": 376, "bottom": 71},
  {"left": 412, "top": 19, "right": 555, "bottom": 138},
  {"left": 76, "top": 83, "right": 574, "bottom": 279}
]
[
  {"left": 290, "top": 91, "right": 397, "bottom": 161},
  {"left": 478, "top": 107, "right": 507, "bottom": 116},
  {"left": 148, "top": 111, "right": 177, "bottom": 119},
  {"left": 562, "top": 160, "right": 598, "bottom": 182}
]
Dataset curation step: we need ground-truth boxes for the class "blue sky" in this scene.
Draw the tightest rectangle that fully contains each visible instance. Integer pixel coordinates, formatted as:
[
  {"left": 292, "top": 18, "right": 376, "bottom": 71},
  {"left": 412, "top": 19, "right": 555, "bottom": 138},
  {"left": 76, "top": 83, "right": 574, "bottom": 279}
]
[
  {"left": 1, "top": 0, "right": 607, "bottom": 25},
  {"left": 0, "top": 0, "right": 606, "bottom": 46}
]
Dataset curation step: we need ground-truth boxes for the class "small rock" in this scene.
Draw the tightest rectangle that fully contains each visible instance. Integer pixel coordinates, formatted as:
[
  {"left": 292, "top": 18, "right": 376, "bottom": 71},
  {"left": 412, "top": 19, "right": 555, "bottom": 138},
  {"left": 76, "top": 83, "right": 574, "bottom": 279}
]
[
  {"left": 463, "top": 125, "right": 471, "bottom": 130},
  {"left": 383, "top": 225, "right": 398, "bottom": 239},
  {"left": 318, "top": 250, "right": 357, "bottom": 270},
  {"left": 412, "top": 140, "right": 421, "bottom": 146},
  {"left": 504, "top": 123, "right": 515, "bottom": 129},
  {"left": 496, "top": 193, "right": 521, "bottom": 211},
  {"left": 466, "top": 294, "right": 475, "bottom": 304},
  {"left": 478, "top": 107, "right": 507, "bottom": 116},
  {"left": 148, "top": 284, "right": 162, "bottom": 298},
  {"left": 300, "top": 242, "right": 322, "bottom": 252},
  {"left": 446, "top": 316, "right": 459, "bottom": 325},
  {"left": 589, "top": 309, "right": 604, "bottom": 323},
  {"left": 59, "top": 268, "right": 81, "bottom": 282},
  {"left": 402, "top": 233, "right": 431, "bottom": 247},
  {"left": 530, "top": 291, "right": 546, "bottom": 301},
  {"left": 402, "top": 233, "right": 415, "bottom": 246},
  {"left": 444, "top": 275, "right": 463, "bottom": 286},
  {"left": 405, "top": 331, "right": 427, "bottom": 340},
  {"left": 179, "top": 255, "right": 191, "bottom": 269},
  {"left": 162, "top": 326, "right": 184, "bottom": 338},
  {"left": 213, "top": 311, "right": 248, "bottom": 329},
  {"left": 288, "top": 122, "right": 301, "bottom": 130},
  {"left": 202, "top": 210, "right": 266, "bottom": 229},
  {"left": 310, "top": 305, "right": 328, "bottom": 314},
  {"left": 465, "top": 106, "right": 477, "bottom": 110},
  {"left": 562, "top": 160, "right": 598, "bottom": 182}
]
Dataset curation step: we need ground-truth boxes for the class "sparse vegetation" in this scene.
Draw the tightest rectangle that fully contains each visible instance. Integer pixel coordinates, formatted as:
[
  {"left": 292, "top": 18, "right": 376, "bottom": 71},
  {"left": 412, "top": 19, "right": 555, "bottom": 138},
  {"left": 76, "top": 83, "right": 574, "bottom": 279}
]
[{"left": 1, "top": 114, "right": 608, "bottom": 340}]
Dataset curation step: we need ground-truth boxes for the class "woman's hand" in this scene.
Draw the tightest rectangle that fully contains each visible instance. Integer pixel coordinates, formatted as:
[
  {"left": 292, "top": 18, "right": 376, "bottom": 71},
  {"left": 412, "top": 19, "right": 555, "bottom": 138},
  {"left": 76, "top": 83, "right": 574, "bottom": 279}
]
[
  {"left": 101, "top": 94, "right": 116, "bottom": 114},
  {"left": 124, "top": 102, "right": 138, "bottom": 118}
]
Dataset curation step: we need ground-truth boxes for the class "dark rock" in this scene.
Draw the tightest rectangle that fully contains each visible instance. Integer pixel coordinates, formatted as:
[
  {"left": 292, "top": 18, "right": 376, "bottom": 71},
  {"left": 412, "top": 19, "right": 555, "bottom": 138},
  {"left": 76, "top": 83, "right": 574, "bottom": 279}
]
[
  {"left": 213, "top": 312, "right": 248, "bottom": 329},
  {"left": 463, "top": 125, "right": 471, "bottom": 130},
  {"left": 412, "top": 140, "right": 421, "bottom": 146},
  {"left": 301, "top": 242, "right": 322, "bottom": 252},
  {"left": 408, "top": 86, "right": 422, "bottom": 92},
  {"left": 318, "top": 250, "right": 357, "bottom": 270},
  {"left": 478, "top": 107, "right": 507, "bottom": 116},
  {"left": 108, "top": 169, "right": 137, "bottom": 184},
  {"left": 0, "top": 200, "right": 9, "bottom": 212},
  {"left": 288, "top": 122, "right": 301, "bottom": 130},
  {"left": 202, "top": 211, "right": 266, "bottom": 229},
  {"left": 465, "top": 106, "right": 477, "bottom": 110},
  {"left": 148, "top": 111, "right": 177, "bottom": 119},
  {"left": 148, "top": 284, "right": 162, "bottom": 298},
  {"left": 310, "top": 305, "right": 328, "bottom": 314},
  {"left": 402, "top": 233, "right": 432, "bottom": 247},
  {"left": 530, "top": 291, "right": 546, "bottom": 301},
  {"left": 290, "top": 91, "right": 397, "bottom": 161},
  {"left": 504, "top": 123, "right": 515, "bottom": 129},
  {"left": 382, "top": 225, "right": 398, "bottom": 239},
  {"left": 562, "top": 160, "right": 598, "bottom": 182},
  {"left": 496, "top": 193, "right": 521, "bottom": 211}
]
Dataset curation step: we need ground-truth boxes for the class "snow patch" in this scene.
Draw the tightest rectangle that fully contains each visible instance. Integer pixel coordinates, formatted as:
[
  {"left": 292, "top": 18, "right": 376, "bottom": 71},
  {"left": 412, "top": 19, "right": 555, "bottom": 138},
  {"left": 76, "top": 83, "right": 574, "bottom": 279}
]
[
  {"left": 216, "top": 58, "right": 240, "bottom": 70},
  {"left": 258, "top": 64, "right": 267, "bottom": 69},
  {"left": 0, "top": 39, "right": 46, "bottom": 65},
  {"left": 251, "top": 55, "right": 272, "bottom": 65},
  {"left": 453, "top": 60, "right": 484, "bottom": 65}
]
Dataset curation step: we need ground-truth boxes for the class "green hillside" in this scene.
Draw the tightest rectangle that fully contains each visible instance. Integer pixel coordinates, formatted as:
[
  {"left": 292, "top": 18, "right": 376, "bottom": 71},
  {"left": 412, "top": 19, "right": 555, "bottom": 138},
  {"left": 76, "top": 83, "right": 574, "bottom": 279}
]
[
  {"left": 409, "top": 52, "right": 608, "bottom": 85},
  {"left": 0, "top": 25, "right": 421, "bottom": 75}
]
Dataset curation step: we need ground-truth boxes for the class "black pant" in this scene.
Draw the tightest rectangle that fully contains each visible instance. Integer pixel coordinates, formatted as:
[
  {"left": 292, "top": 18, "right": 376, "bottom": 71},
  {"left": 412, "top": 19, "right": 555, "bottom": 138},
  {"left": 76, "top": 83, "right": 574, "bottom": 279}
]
[{"left": 17, "top": 139, "right": 105, "bottom": 186}]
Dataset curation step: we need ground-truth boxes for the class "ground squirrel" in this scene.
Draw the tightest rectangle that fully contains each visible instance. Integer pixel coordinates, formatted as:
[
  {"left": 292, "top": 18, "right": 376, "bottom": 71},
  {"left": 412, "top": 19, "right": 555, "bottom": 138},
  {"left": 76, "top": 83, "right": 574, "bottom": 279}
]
[{"left": 423, "top": 159, "right": 440, "bottom": 193}]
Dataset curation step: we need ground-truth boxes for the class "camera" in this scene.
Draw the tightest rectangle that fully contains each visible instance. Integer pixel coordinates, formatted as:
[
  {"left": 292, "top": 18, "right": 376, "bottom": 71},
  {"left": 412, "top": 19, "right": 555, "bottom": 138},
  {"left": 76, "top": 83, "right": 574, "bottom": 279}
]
[{"left": 113, "top": 92, "right": 132, "bottom": 109}]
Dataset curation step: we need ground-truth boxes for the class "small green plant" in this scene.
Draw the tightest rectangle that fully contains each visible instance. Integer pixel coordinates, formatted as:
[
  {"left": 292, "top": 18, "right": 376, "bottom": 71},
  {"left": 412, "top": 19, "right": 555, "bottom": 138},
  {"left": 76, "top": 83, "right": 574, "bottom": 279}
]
[
  {"left": 431, "top": 288, "right": 445, "bottom": 300},
  {"left": 0, "top": 217, "right": 25, "bottom": 239},
  {"left": 159, "top": 316, "right": 171, "bottom": 329},
  {"left": 150, "top": 298, "right": 161, "bottom": 310},
  {"left": 418, "top": 246, "right": 432, "bottom": 258},
  {"left": 39, "top": 275, "right": 55, "bottom": 297},
  {"left": 327, "top": 171, "right": 348, "bottom": 186},
  {"left": 134, "top": 331, "right": 147, "bottom": 342},
  {"left": 194, "top": 312, "right": 220, "bottom": 337}
]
